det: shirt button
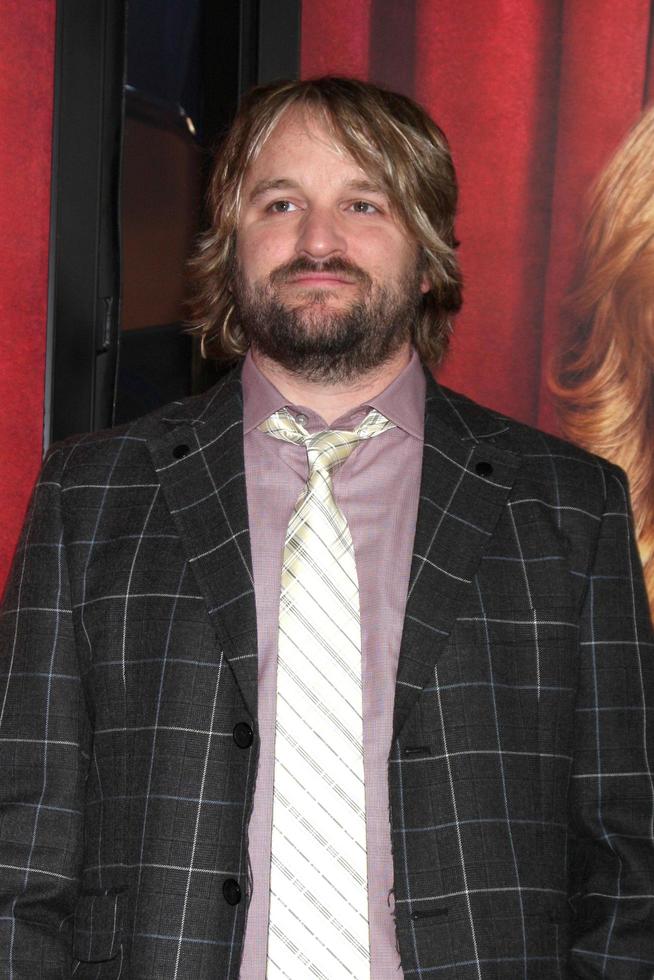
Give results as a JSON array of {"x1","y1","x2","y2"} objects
[{"x1": 295, "y1": 413, "x2": 308, "y2": 426}]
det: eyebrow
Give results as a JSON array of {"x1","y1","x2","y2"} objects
[
  {"x1": 247, "y1": 177, "x2": 387, "y2": 203},
  {"x1": 248, "y1": 178, "x2": 301, "y2": 203},
  {"x1": 342, "y1": 179, "x2": 386, "y2": 195}
]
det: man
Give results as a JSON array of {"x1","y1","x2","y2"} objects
[{"x1": 0, "y1": 77, "x2": 652, "y2": 979}]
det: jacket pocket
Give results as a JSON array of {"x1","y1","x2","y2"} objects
[
  {"x1": 451, "y1": 599, "x2": 578, "y2": 862},
  {"x1": 72, "y1": 889, "x2": 125, "y2": 963}
]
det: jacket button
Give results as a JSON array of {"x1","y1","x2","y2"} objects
[
  {"x1": 223, "y1": 878, "x2": 241, "y2": 905},
  {"x1": 233, "y1": 722, "x2": 254, "y2": 748},
  {"x1": 475, "y1": 460, "x2": 493, "y2": 477},
  {"x1": 172, "y1": 443, "x2": 190, "y2": 459}
]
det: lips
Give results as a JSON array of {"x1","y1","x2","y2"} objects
[
  {"x1": 287, "y1": 274, "x2": 356, "y2": 286},
  {"x1": 269, "y1": 259, "x2": 371, "y2": 290}
]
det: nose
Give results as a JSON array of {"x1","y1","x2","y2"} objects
[{"x1": 295, "y1": 206, "x2": 346, "y2": 260}]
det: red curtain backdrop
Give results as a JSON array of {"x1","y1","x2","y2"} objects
[
  {"x1": 302, "y1": 0, "x2": 654, "y2": 432},
  {"x1": 0, "y1": 1, "x2": 55, "y2": 588}
]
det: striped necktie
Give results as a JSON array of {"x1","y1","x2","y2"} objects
[{"x1": 259, "y1": 407, "x2": 395, "y2": 979}]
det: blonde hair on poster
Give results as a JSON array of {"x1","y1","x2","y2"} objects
[{"x1": 552, "y1": 104, "x2": 654, "y2": 613}]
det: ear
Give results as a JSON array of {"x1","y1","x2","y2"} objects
[{"x1": 415, "y1": 247, "x2": 431, "y2": 294}]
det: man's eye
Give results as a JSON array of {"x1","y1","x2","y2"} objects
[
  {"x1": 350, "y1": 200, "x2": 378, "y2": 214},
  {"x1": 269, "y1": 200, "x2": 298, "y2": 213}
]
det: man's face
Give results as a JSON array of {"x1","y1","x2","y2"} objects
[{"x1": 234, "y1": 108, "x2": 430, "y2": 382}]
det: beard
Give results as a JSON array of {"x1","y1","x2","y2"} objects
[{"x1": 232, "y1": 256, "x2": 423, "y2": 384}]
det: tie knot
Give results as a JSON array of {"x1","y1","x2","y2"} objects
[
  {"x1": 259, "y1": 408, "x2": 395, "y2": 477},
  {"x1": 305, "y1": 429, "x2": 360, "y2": 477}
]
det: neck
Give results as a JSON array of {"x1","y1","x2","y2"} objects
[{"x1": 251, "y1": 344, "x2": 412, "y2": 425}]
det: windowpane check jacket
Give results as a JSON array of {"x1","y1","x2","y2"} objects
[{"x1": 1, "y1": 367, "x2": 653, "y2": 978}]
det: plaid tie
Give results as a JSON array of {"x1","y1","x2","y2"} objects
[{"x1": 259, "y1": 407, "x2": 395, "y2": 979}]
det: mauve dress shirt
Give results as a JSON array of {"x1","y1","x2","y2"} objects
[{"x1": 239, "y1": 349, "x2": 425, "y2": 978}]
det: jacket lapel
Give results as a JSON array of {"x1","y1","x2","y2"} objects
[
  {"x1": 146, "y1": 371, "x2": 259, "y2": 718},
  {"x1": 393, "y1": 377, "x2": 522, "y2": 738},
  {"x1": 145, "y1": 366, "x2": 521, "y2": 734}
]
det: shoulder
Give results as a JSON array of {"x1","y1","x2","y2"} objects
[
  {"x1": 43, "y1": 368, "x2": 243, "y2": 486},
  {"x1": 431, "y1": 380, "x2": 625, "y2": 508}
]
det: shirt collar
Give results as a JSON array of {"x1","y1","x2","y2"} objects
[
  {"x1": 242, "y1": 352, "x2": 294, "y2": 434},
  {"x1": 367, "y1": 348, "x2": 425, "y2": 439},
  {"x1": 242, "y1": 348, "x2": 426, "y2": 439}
]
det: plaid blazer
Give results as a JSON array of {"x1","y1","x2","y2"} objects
[{"x1": 1, "y1": 367, "x2": 653, "y2": 979}]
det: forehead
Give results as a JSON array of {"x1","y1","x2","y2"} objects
[{"x1": 242, "y1": 107, "x2": 373, "y2": 189}]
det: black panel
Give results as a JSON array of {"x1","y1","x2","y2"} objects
[
  {"x1": 46, "y1": 0, "x2": 126, "y2": 445},
  {"x1": 258, "y1": 0, "x2": 301, "y2": 86},
  {"x1": 114, "y1": 323, "x2": 192, "y2": 425},
  {"x1": 201, "y1": 0, "x2": 301, "y2": 152}
]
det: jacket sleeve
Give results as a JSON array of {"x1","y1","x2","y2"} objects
[
  {"x1": 568, "y1": 464, "x2": 654, "y2": 978},
  {"x1": 0, "y1": 446, "x2": 90, "y2": 977}
]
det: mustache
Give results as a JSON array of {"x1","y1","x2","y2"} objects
[{"x1": 268, "y1": 257, "x2": 372, "y2": 288}]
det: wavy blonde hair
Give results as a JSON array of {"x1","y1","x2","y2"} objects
[
  {"x1": 551, "y1": 105, "x2": 654, "y2": 612},
  {"x1": 187, "y1": 76, "x2": 462, "y2": 364}
]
